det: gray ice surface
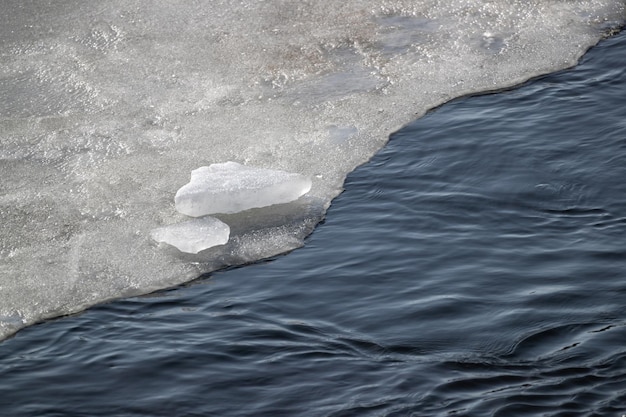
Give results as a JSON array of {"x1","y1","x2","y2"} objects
[{"x1": 0, "y1": 0, "x2": 624, "y2": 339}]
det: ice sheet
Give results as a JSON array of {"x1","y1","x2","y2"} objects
[{"x1": 0, "y1": 0, "x2": 624, "y2": 340}]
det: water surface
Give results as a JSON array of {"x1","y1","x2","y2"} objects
[{"x1": 1, "y1": 26, "x2": 625, "y2": 417}]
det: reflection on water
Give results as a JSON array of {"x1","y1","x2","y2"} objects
[{"x1": 0, "y1": 27, "x2": 625, "y2": 417}]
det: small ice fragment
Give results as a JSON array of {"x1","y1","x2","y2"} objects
[
  {"x1": 175, "y1": 161, "x2": 312, "y2": 217},
  {"x1": 151, "y1": 217, "x2": 230, "y2": 254}
]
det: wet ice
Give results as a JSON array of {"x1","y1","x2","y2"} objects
[
  {"x1": 150, "y1": 217, "x2": 230, "y2": 254},
  {"x1": 175, "y1": 162, "x2": 312, "y2": 217}
]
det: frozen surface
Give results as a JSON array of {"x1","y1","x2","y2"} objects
[
  {"x1": 175, "y1": 162, "x2": 312, "y2": 216},
  {"x1": 151, "y1": 217, "x2": 230, "y2": 254},
  {"x1": 0, "y1": 0, "x2": 624, "y2": 340}
]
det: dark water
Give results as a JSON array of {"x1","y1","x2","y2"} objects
[{"x1": 1, "y1": 31, "x2": 626, "y2": 417}]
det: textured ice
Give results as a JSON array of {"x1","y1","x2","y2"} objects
[
  {"x1": 1, "y1": 0, "x2": 624, "y2": 340},
  {"x1": 175, "y1": 162, "x2": 312, "y2": 217},
  {"x1": 151, "y1": 217, "x2": 230, "y2": 254}
]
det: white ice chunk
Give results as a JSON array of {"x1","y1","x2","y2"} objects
[
  {"x1": 151, "y1": 217, "x2": 230, "y2": 254},
  {"x1": 175, "y1": 161, "x2": 312, "y2": 217}
]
